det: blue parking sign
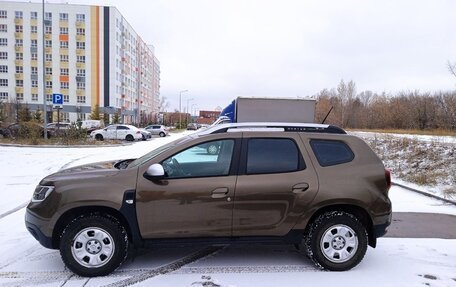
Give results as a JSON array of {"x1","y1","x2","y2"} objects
[{"x1": 53, "y1": 93, "x2": 63, "y2": 105}]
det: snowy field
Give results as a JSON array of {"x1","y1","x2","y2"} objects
[{"x1": 0, "y1": 131, "x2": 455, "y2": 287}]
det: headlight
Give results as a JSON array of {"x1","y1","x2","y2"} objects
[{"x1": 32, "y1": 186, "x2": 54, "y2": 202}]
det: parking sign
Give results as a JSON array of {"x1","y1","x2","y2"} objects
[{"x1": 53, "y1": 93, "x2": 63, "y2": 108}]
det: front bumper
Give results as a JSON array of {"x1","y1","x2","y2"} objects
[{"x1": 25, "y1": 209, "x2": 55, "y2": 249}]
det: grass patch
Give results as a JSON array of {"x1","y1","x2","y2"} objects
[{"x1": 0, "y1": 137, "x2": 123, "y2": 146}]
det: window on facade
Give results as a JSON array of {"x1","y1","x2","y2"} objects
[
  {"x1": 31, "y1": 80, "x2": 38, "y2": 87},
  {"x1": 31, "y1": 67, "x2": 38, "y2": 74},
  {"x1": 60, "y1": 41, "x2": 68, "y2": 48},
  {"x1": 31, "y1": 39, "x2": 37, "y2": 47},
  {"x1": 162, "y1": 140, "x2": 235, "y2": 179},
  {"x1": 60, "y1": 68, "x2": 69, "y2": 75},
  {"x1": 15, "y1": 11, "x2": 23, "y2": 19},
  {"x1": 31, "y1": 25, "x2": 37, "y2": 33},
  {"x1": 77, "y1": 69, "x2": 85, "y2": 77},
  {"x1": 15, "y1": 52, "x2": 23, "y2": 60},
  {"x1": 310, "y1": 140, "x2": 355, "y2": 167},
  {"x1": 0, "y1": 24, "x2": 7, "y2": 32},
  {"x1": 15, "y1": 39, "x2": 23, "y2": 46},
  {"x1": 0, "y1": 52, "x2": 7, "y2": 59},
  {"x1": 31, "y1": 53, "x2": 37, "y2": 60},
  {"x1": 16, "y1": 79, "x2": 23, "y2": 87},
  {"x1": 45, "y1": 67, "x2": 52, "y2": 75},
  {"x1": 77, "y1": 82, "x2": 85, "y2": 89},
  {"x1": 15, "y1": 66, "x2": 23, "y2": 73},
  {"x1": 0, "y1": 92, "x2": 8, "y2": 100},
  {"x1": 76, "y1": 42, "x2": 85, "y2": 49},
  {"x1": 63, "y1": 95, "x2": 69, "y2": 103},
  {"x1": 61, "y1": 82, "x2": 69, "y2": 89},
  {"x1": 59, "y1": 13, "x2": 68, "y2": 21},
  {"x1": 76, "y1": 14, "x2": 85, "y2": 22},
  {"x1": 0, "y1": 11, "x2": 7, "y2": 19},
  {"x1": 45, "y1": 81, "x2": 52, "y2": 88},
  {"x1": 31, "y1": 12, "x2": 37, "y2": 19},
  {"x1": 15, "y1": 25, "x2": 23, "y2": 33},
  {"x1": 246, "y1": 138, "x2": 302, "y2": 174},
  {"x1": 77, "y1": 96, "x2": 86, "y2": 103},
  {"x1": 45, "y1": 40, "x2": 52, "y2": 47},
  {"x1": 0, "y1": 65, "x2": 7, "y2": 73},
  {"x1": 76, "y1": 28, "x2": 85, "y2": 35},
  {"x1": 60, "y1": 54, "x2": 69, "y2": 62},
  {"x1": 45, "y1": 12, "x2": 52, "y2": 21},
  {"x1": 0, "y1": 38, "x2": 7, "y2": 46},
  {"x1": 31, "y1": 94, "x2": 38, "y2": 101},
  {"x1": 77, "y1": 55, "x2": 85, "y2": 63},
  {"x1": 16, "y1": 93, "x2": 24, "y2": 101},
  {"x1": 60, "y1": 27, "x2": 68, "y2": 35},
  {"x1": 45, "y1": 54, "x2": 52, "y2": 61},
  {"x1": 0, "y1": 79, "x2": 8, "y2": 86},
  {"x1": 46, "y1": 94, "x2": 52, "y2": 102},
  {"x1": 45, "y1": 26, "x2": 52, "y2": 34}
]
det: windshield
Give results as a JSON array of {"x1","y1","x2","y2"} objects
[{"x1": 128, "y1": 135, "x2": 194, "y2": 168}]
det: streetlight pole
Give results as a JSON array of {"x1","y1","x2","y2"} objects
[
  {"x1": 186, "y1": 98, "x2": 193, "y2": 123},
  {"x1": 42, "y1": 0, "x2": 48, "y2": 139},
  {"x1": 179, "y1": 89, "x2": 188, "y2": 128}
]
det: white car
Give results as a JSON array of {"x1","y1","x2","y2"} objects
[
  {"x1": 90, "y1": 124, "x2": 142, "y2": 141},
  {"x1": 144, "y1": 125, "x2": 169, "y2": 137}
]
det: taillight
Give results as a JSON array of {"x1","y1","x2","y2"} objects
[{"x1": 385, "y1": 169, "x2": 391, "y2": 191}]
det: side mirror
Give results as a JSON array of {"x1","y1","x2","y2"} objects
[{"x1": 143, "y1": 163, "x2": 165, "y2": 181}]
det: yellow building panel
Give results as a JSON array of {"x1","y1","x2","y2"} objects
[
  {"x1": 15, "y1": 73, "x2": 23, "y2": 80},
  {"x1": 14, "y1": 18, "x2": 23, "y2": 25},
  {"x1": 14, "y1": 32, "x2": 23, "y2": 38},
  {"x1": 15, "y1": 60, "x2": 23, "y2": 66},
  {"x1": 90, "y1": 6, "x2": 100, "y2": 108}
]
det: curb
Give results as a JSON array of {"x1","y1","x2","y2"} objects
[{"x1": 392, "y1": 182, "x2": 456, "y2": 205}]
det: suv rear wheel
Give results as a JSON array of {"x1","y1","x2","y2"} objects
[
  {"x1": 303, "y1": 211, "x2": 367, "y2": 271},
  {"x1": 59, "y1": 214, "x2": 129, "y2": 277},
  {"x1": 159, "y1": 132, "x2": 166, "y2": 137}
]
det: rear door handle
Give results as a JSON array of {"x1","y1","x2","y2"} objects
[
  {"x1": 211, "y1": 187, "x2": 229, "y2": 198},
  {"x1": 292, "y1": 183, "x2": 309, "y2": 193}
]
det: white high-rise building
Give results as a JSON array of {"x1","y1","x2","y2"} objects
[{"x1": 0, "y1": 1, "x2": 160, "y2": 123}]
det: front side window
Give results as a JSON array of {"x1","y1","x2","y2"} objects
[
  {"x1": 310, "y1": 140, "x2": 354, "y2": 167},
  {"x1": 246, "y1": 138, "x2": 302, "y2": 174},
  {"x1": 162, "y1": 139, "x2": 234, "y2": 179}
]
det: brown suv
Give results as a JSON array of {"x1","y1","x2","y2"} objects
[{"x1": 25, "y1": 123, "x2": 392, "y2": 277}]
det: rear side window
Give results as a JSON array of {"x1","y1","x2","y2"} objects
[
  {"x1": 310, "y1": 140, "x2": 354, "y2": 167},
  {"x1": 246, "y1": 138, "x2": 302, "y2": 174}
]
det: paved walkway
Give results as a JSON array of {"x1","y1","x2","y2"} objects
[{"x1": 386, "y1": 212, "x2": 456, "y2": 239}]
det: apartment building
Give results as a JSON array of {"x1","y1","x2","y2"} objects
[{"x1": 0, "y1": 1, "x2": 160, "y2": 123}]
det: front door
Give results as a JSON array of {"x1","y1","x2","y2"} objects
[{"x1": 136, "y1": 138, "x2": 240, "y2": 239}]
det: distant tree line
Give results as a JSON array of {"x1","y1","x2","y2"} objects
[{"x1": 315, "y1": 80, "x2": 456, "y2": 130}]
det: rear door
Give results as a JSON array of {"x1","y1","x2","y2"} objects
[
  {"x1": 232, "y1": 132, "x2": 319, "y2": 236},
  {"x1": 116, "y1": 125, "x2": 129, "y2": 139}
]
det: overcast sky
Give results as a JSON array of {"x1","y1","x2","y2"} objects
[{"x1": 7, "y1": 0, "x2": 456, "y2": 111}]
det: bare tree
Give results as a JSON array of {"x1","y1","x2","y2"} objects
[{"x1": 448, "y1": 61, "x2": 456, "y2": 79}]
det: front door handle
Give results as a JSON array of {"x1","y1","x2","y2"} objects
[
  {"x1": 211, "y1": 187, "x2": 229, "y2": 199},
  {"x1": 292, "y1": 183, "x2": 309, "y2": 193}
]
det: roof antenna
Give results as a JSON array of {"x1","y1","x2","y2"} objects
[{"x1": 321, "y1": 106, "x2": 333, "y2": 124}]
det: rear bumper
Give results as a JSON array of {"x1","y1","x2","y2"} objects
[{"x1": 373, "y1": 211, "x2": 392, "y2": 238}]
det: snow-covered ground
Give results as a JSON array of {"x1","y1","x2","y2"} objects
[{"x1": 0, "y1": 131, "x2": 455, "y2": 287}]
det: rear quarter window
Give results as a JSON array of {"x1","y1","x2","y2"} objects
[{"x1": 310, "y1": 140, "x2": 354, "y2": 167}]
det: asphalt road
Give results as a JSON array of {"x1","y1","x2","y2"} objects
[{"x1": 386, "y1": 212, "x2": 456, "y2": 239}]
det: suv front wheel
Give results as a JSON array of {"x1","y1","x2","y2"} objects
[
  {"x1": 59, "y1": 214, "x2": 129, "y2": 277},
  {"x1": 303, "y1": 211, "x2": 368, "y2": 271}
]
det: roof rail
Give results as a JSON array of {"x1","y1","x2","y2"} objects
[{"x1": 196, "y1": 122, "x2": 346, "y2": 135}]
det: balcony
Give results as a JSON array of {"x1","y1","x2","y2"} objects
[
  {"x1": 30, "y1": 19, "x2": 38, "y2": 26},
  {"x1": 76, "y1": 62, "x2": 85, "y2": 69},
  {"x1": 45, "y1": 34, "x2": 52, "y2": 40},
  {"x1": 15, "y1": 87, "x2": 24, "y2": 93},
  {"x1": 45, "y1": 75, "x2": 52, "y2": 81},
  {"x1": 59, "y1": 20, "x2": 68, "y2": 27},
  {"x1": 76, "y1": 89, "x2": 84, "y2": 96},
  {"x1": 76, "y1": 21, "x2": 85, "y2": 27},
  {"x1": 60, "y1": 62, "x2": 69, "y2": 69},
  {"x1": 14, "y1": 18, "x2": 23, "y2": 24},
  {"x1": 15, "y1": 73, "x2": 23, "y2": 80},
  {"x1": 31, "y1": 87, "x2": 38, "y2": 93},
  {"x1": 76, "y1": 76, "x2": 85, "y2": 82},
  {"x1": 15, "y1": 60, "x2": 23, "y2": 65},
  {"x1": 14, "y1": 32, "x2": 23, "y2": 38},
  {"x1": 45, "y1": 47, "x2": 52, "y2": 53},
  {"x1": 31, "y1": 60, "x2": 38, "y2": 66},
  {"x1": 76, "y1": 49, "x2": 85, "y2": 56},
  {"x1": 30, "y1": 33, "x2": 37, "y2": 40},
  {"x1": 30, "y1": 47, "x2": 38, "y2": 53},
  {"x1": 76, "y1": 35, "x2": 85, "y2": 41},
  {"x1": 59, "y1": 48, "x2": 69, "y2": 55},
  {"x1": 31, "y1": 74, "x2": 38, "y2": 81},
  {"x1": 46, "y1": 88, "x2": 52, "y2": 94},
  {"x1": 45, "y1": 61, "x2": 52, "y2": 67}
]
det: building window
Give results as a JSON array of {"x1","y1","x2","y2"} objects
[
  {"x1": 45, "y1": 12, "x2": 52, "y2": 21},
  {"x1": 0, "y1": 11, "x2": 7, "y2": 19},
  {"x1": 0, "y1": 52, "x2": 7, "y2": 59},
  {"x1": 16, "y1": 93, "x2": 24, "y2": 101},
  {"x1": 16, "y1": 79, "x2": 24, "y2": 87},
  {"x1": 31, "y1": 53, "x2": 37, "y2": 60},
  {"x1": 60, "y1": 41, "x2": 68, "y2": 48},
  {"x1": 31, "y1": 39, "x2": 38, "y2": 47},
  {"x1": 77, "y1": 69, "x2": 85, "y2": 77},
  {"x1": 76, "y1": 14, "x2": 85, "y2": 22},
  {"x1": 45, "y1": 40, "x2": 52, "y2": 47},
  {"x1": 15, "y1": 39, "x2": 23, "y2": 46},
  {"x1": 77, "y1": 96, "x2": 86, "y2": 103},
  {"x1": 31, "y1": 67, "x2": 38, "y2": 74},
  {"x1": 77, "y1": 82, "x2": 85, "y2": 90},
  {"x1": 77, "y1": 55, "x2": 85, "y2": 63},
  {"x1": 45, "y1": 26, "x2": 52, "y2": 34},
  {"x1": 59, "y1": 13, "x2": 68, "y2": 21},
  {"x1": 0, "y1": 38, "x2": 7, "y2": 46},
  {"x1": 31, "y1": 25, "x2": 37, "y2": 33},
  {"x1": 60, "y1": 54, "x2": 69, "y2": 62},
  {"x1": 0, "y1": 65, "x2": 7, "y2": 73},
  {"x1": 45, "y1": 67, "x2": 52, "y2": 75},
  {"x1": 60, "y1": 68, "x2": 69, "y2": 75},
  {"x1": 0, "y1": 24, "x2": 7, "y2": 32},
  {"x1": 61, "y1": 112, "x2": 69, "y2": 122},
  {"x1": 15, "y1": 66, "x2": 23, "y2": 73},
  {"x1": 15, "y1": 25, "x2": 23, "y2": 33},
  {"x1": 15, "y1": 11, "x2": 23, "y2": 19},
  {"x1": 61, "y1": 82, "x2": 69, "y2": 89},
  {"x1": 15, "y1": 52, "x2": 23, "y2": 60},
  {"x1": 76, "y1": 42, "x2": 85, "y2": 50},
  {"x1": 0, "y1": 79, "x2": 8, "y2": 86},
  {"x1": 31, "y1": 80, "x2": 38, "y2": 87},
  {"x1": 31, "y1": 12, "x2": 38, "y2": 20},
  {"x1": 63, "y1": 94, "x2": 69, "y2": 103},
  {"x1": 32, "y1": 94, "x2": 38, "y2": 101},
  {"x1": 76, "y1": 28, "x2": 85, "y2": 35},
  {"x1": 46, "y1": 94, "x2": 52, "y2": 102},
  {"x1": 45, "y1": 54, "x2": 52, "y2": 62},
  {"x1": 0, "y1": 92, "x2": 9, "y2": 100},
  {"x1": 46, "y1": 81, "x2": 52, "y2": 88},
  {"x1": 60, "y1": 27, "x2": 68, "y2": 35}
]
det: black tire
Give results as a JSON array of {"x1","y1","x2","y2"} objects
[
  {"x1": 126, "y1": 134, "x2": 134, "y2": 141},
  {"x1": 302, "y1": 211, "x2": 368, "y2": 271},
  {"x1": 95, "y1": 134, "x2": 103, "y2": 141},
  {"x1": 206, "y1": 144, "x2": 219, "y2": 155},
  {"x1": 159, "y1": 132, "x2": 165, "y2": 137},
  {"x1": 59, "y1": 214, "x2": 129, "y2": 277}
]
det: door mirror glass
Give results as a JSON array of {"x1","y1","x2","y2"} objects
[{"x1": 144, "y1": 163, "x2": 165, "y2": 180}]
